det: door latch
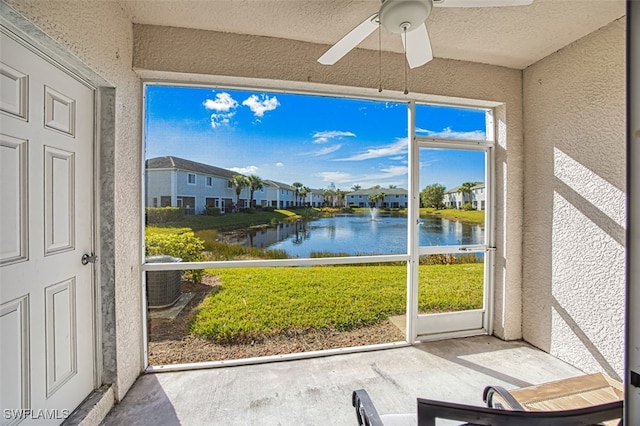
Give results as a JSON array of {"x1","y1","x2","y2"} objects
[{"x1": 81, "y1": 253, "x2": 98, "y2": 265}]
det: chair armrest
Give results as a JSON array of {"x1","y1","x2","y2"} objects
[
  {"x1": 417, "y1": 398, "x2": 623, "y2": 426},
  {"x1": 482, "y1": 385, "x2": 525, "y2": 410},
  {"x1": 352, "y1": 389, "x2": 385, "y2": 426}
]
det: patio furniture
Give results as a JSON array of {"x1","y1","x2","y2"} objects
[{"x1": 352, "y1": 373, "x2": 623, "y2": 426}]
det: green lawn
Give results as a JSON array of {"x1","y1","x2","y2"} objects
[
  {"x1": 421, "y1": 208, "x2": 485, "y2": 224},
  {"x1": 149, "y1": 208, "x2": 318, "y2": 231},
  {"x1": 191, "y1": 263, "x2": 483, "y2": 342}
]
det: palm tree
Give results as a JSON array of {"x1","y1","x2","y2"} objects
[
  {"x1": 459, "y1": 182, "x2": 476, "y2": 207},
  {"x1": 292, "y1": 181, "x2": 303, "y2": 207},
  {"x1": 335, "y1": 189, "x2": 346, "y2": 207},
  {"x1": 368, "y1": 192, "x2": 385, "y2": 208},
  {"x1": 230, "y1": 174, "x2": 249, "y2": 211},
  {"x1": 247, "y1": 174, "x2": 263, "y2": 208},
  {"x1": 323, "y1": 188, "x2": 334, "y2": 207},
  {"x1": 298, "y1": 186, "x2": 309, "y2": 207},
  {"x1": 351, "y1": 184, "x2": 361, "y2": 191}
]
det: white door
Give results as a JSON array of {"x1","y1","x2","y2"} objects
[{"x1": 0, "y1": 31, "x2": 95, "y2": 425}]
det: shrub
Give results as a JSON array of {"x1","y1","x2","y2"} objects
[
  {"x1": 146, "y1": 207, "x2": 184, "y2": 224},
  {"x1": 145, "y1": 228, "x2": 205, "y2": 282},
  {"x1": 205, "y1": 206, "x2": 221, "y2": 216},
  {"x1": 461, "y1": 202, "x2": 474, "y2": 211}
]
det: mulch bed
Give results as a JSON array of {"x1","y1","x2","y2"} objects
[{"x1": 147, "y1": 276, "x2": 405, "y2": 365}]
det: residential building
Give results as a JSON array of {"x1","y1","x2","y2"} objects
[
  {"x1": 146, "y1": 156, "x2": 249, "y2": 214},
  {"x1": 262, "y1": 179, "x2": 297, "y2": 209},
  {"x1": 444, "y1": 183, "x2": 485, "y2": 210},
  {"x1": 346, "y1": 187, "x2": 409, "y2": 208}
]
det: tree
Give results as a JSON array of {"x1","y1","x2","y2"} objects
[
  {"x1": 292, "y1": 181, "x2": 303, "y2": 207},
  {"x1": 247, "y1": 174, "x2": 263, "y2": 208},
  {"x1": 459, "y1": 182, "x2": 476, "y2": 207},
  {"x1": 421, "y1": 183, "x2": 446, "y2": 209},
  {"x1": 230, "y1": 174, "x2": 249, "y2": 211},
  {"x1": 351, "y1": 184, "x2": 361, "y2": 191},
  {"x1": 388, "y1": 184, "x2": 397, "y2": 189},
  {"x1": 335, "y1": 189, "x2": 346, "y2": 207},
  {"x1": 368, "y1": 191, "x2": 386, "y2": 208},
  {"x1": 299, "y1": 186, "x2": 310, "y2": 207},
  {"x1": 323, "y1": 183, "x2": 337, "y2": 207}
]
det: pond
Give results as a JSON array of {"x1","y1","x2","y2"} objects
[{"x1": 221, "y1": 211, "x2": 484, "y2": 258}]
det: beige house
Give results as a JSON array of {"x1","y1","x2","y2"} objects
[{"x1": 0, "y1": 1, "x2": 637, "y2": 424}]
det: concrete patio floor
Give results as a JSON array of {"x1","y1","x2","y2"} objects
[{"x1": 102, "y1": 336, "x2": 585, "y2": 425}]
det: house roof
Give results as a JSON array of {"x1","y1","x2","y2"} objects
[
  {"x1": 263, "y1": 179, "x2": 295, "y2": 191},
  {"x1": 347, "y1": 187, "x2": 408, "y2": 196},
  {"x1": 146, "y1": 156, "x2": 240, "y2": 179},
  {"x1": 445, "y1": 182, "x2": 484, "y2": 194}
]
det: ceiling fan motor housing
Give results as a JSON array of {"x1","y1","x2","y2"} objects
[{"x1": 379, "y1": 0, "x2": 433, "y2": 34}]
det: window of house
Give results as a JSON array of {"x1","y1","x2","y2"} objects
[
  {"x1": 206, "y1": 176, "x2": 213, "y2": 186},
  {"x1": 143, "y1": 84, "x2": 494, "y2": 366},
  {"x1": 188, "y1": 173, "x2": 196, "y2": 185}
]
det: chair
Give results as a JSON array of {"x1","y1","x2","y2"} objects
[{"x1": 352, "y1": 373, "x2": 623, "y2": 426}]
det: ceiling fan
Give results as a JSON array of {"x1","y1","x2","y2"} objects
[{"x1": 318, "y1": 0, "x2": 534, "y2": 69}]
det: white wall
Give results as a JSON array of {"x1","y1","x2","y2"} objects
[
  {"x1": 3, "y1": 0, "x2": 144, "y2": 400},
  {"x1": 522, "y1": 18, "x2": 626, "y2": 379}
]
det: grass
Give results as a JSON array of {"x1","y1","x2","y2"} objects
[
  {"x1": 191, "y1": 263, "x2": 483, "y2": 342},
  {"x1": 149, "y1": 208, "x2": 320, "y2": 232},
  {"x1": 421, "y1": 208, "x2": 485, "y2": 224}
]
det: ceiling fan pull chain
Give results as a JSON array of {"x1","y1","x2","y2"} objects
[
  {"x1": 403, "y1": 26, "x2": 409, "y2": 95},
  {"x1": 378, "y1": 20, "x2": 383, "y2": 93}
]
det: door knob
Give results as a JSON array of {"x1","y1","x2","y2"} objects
[{"x1": 81, "y1": 253, "x2": 98, "y2": 265}]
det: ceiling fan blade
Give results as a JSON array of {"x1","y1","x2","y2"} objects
[
  {"x1": 434, "y1": 0, "x2": 533, "y2": 7},
  {"x1": 402, "y1": 23, "x2": 433, "y2": 69},
  {"x1": 318, "y1": 14, "x2": 379, "y2": 65}
]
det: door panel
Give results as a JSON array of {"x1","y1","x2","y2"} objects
[
  {"x1": 413, "y1": 144, "x2": 490, "y2": 338},
  {"x1": 0, "y1": 31, "x2": 94, "y2": 425}
]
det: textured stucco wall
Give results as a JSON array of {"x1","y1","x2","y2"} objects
[
  {"x1": 522, "y1": 18, "x2": 626, "y2": 378},
  {"x1": 133, "y1": 25, "x2": 525, "y2": 339},
  {"x1": 3, "y1": 0, "x2": 143, "y2": 400}
]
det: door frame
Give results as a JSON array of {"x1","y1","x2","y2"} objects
[
  {"x1": 406, "y1": 100, "x2": 496, "y2": 343},
  {"x1": 1, "y1": 3, "x2": 117, "y2": 403}
]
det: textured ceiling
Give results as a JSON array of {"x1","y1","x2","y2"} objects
[{"x1": 119, "y1": 0, "x2": 625, "y2": 69}]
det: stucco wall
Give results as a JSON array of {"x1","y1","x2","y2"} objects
[
  {"x1": 3, "y1": 0, "x2": 143, "y2": 400},
  {"x1": 522, "y1": 18, "x2": 626, "y2": 378},
  {"x1": 133, "y1": 24, "x2": 525, "y2": 339}
]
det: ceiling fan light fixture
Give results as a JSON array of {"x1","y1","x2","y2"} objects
[{"x1": 379, "y1": 0, "x2": 433, "y2": 34}]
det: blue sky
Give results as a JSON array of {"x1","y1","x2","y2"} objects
[{"x1": 145, "y1": 85, "x2": 487, "y2": 191}]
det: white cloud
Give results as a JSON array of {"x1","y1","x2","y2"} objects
[
  {"x1": 242, "y1": 94, "x2": 280, "y2": 117},
  {"x1": 312, "y1": 130, "x2": 355, "y2": 144},
  {"x1": 276, "y1": 162, "x2": 284, "y2": 167},
  {"x1": 203, "y1": 92, "x2": 238, "y2": 111},
  {"x1": 305, "y1": 144, "x2": 342, "y2": 157},
  {"x1": 230, "y1": 165, "x2": 259, "y2": 174},
  {"x1": 203, "y1": 92, "x2": 239, "y2": 128},
  {"x1": 416, "y1": 127, "x2": 486, "y2": 141},
  {"x1": 318, "y1": 165, "x2": 408, "y2": 188},
  {"x1": 377, "y1": 165, "x2": 408, "y2": 177},
  {"x1": 334, "y1": 138, "x2": 407, "y2": 161},
  {"x1": 318, "y1": 171, "x2": 353, "y2": 183}
]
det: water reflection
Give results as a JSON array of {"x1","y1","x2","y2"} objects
[{"x1": 221, "y1": 213, "x2": 484, "y2": 258}]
